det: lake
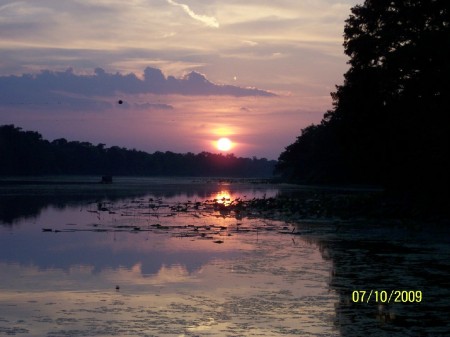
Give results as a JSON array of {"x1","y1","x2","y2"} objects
[{"x1": 0, "y1": 177, "x2": 449, "y2": 336}]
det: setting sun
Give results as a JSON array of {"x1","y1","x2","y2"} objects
[{"x1": 217, "y1": 137, "x2": 232, "y2": 151}]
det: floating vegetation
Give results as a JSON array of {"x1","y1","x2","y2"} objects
[
  {"x1": 4, "y1": 183, "x2": 450, "y2": 337},
  {"x1": 37, "y1": 195, "x2": 311, "y2": 244}
]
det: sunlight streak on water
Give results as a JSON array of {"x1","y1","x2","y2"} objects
[{"x1": 0, "y1": 180, "x2": 339, "y2": 336}]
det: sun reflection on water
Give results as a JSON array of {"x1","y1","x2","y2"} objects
[
  {"x1": 212, "y1": 190, "x2": 232, "y2": 205},
  {"x1": 0, "y1": 181, "x2": 340, "y2": 336}
]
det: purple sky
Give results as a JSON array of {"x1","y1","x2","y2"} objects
[{"x1": 0, "y1": 0, "x2": 360, "y2": 159}]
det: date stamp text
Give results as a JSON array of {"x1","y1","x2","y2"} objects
[{"x1": 351, "y1": 290, "x2": 422, "y2": 303}]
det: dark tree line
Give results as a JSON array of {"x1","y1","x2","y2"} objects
[
  {"x1": 0, "y1": 125, "x2": 276, "y2": 177},
  {"x1": 276, "y1": 0, "x2": 450, "y2": 194}
]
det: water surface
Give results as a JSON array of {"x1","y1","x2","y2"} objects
[
  {"x1": 0, "y1": 178, "x2": 338, "y2": 336},
  {"x1": 1, "y1": 177, "x2": 449, "y2": 336}
]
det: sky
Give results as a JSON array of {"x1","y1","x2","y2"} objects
[{"x1": 0, "y1": 0, "x2": 360, "y2": 160}]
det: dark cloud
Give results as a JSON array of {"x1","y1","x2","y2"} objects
[
  {"x1": 133, "y1": 66, "x2": 275, "y2": 96},
  {"x1": 0, "y1": 67, "x2": 275, "y2": 109}
]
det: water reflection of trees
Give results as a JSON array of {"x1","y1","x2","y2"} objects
[
  {"x1": 0, "y1": 183, "x2": 275, "y2": 225},
  {"x1": 303, "y1": 223, "x2": 450, "y2": 337},
  {"x1": 3, "y1": 184, "x2": 448, "y2": 336}
]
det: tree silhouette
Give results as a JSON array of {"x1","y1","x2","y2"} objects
[
  {"x1": 277, "y1": 0, "x2": 450, "y2": 193},
  {"x1": 0, "y1": 125, "x2": 276, "y2": 177}
]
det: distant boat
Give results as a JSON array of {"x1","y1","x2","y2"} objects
[{"x1": 100, "y1": 175, "x2": 113, "y2": 184}]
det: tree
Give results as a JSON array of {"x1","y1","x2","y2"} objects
[
  {"x1": 277, "y1": 0, "x2": 450, "y2": 192},
  {"x1": 0, "y1": 124, "x2": 277, "y2": 177}
]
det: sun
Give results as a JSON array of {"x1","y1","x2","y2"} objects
[{"x1": 217, "y1": 137, "x2": 232, "y2": 151}]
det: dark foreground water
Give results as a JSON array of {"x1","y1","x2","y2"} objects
[{"x1": 0, "y1": 177, "x2": 449, "y2": 336}]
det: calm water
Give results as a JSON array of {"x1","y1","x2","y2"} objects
[{"x1": 0, "y1": 177, "x2": 449, "y2": 336}]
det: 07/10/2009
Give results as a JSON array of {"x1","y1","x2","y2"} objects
[{"x1": 351, "y1": 290, "x2": 422, "y2": 303}]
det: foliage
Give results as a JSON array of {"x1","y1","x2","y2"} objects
[
  {"x1": 0, "y1": 125, "x2": 276, "y2": 177},
  {"x1": 276, "y1": 0, "x2": 450, "y2": 192}
]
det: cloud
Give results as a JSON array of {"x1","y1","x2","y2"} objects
[
  {"x1": 133, "y1": 102, "x2": 174, "y2": 110},
  {"x1": 0, "y1": 0, "x2": 356, "y2": 99},
  {"x1": 0, "y1": 66, "x2": 275, "y2": 110},
  {"x1": 242, "y1": 40, "x2": 258, "y2": 47},
  {"x1": 167, "y1": 0, "x2": 219, "y2": 28}
]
